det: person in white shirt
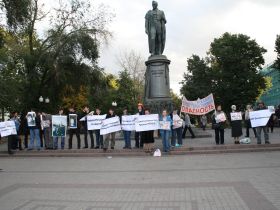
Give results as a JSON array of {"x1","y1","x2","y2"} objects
[{"x1": 171, "y1": 109, "x2": 183, "y2": 146}]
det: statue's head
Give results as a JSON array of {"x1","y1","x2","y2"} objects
[{"x1": 152, "y1": 1, "x2": 158, "y2": 9}]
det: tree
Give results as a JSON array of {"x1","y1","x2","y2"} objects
[
  {"x1": 180, "y1": 55, "x2": 212, "y2": 100},
  {"x1": 275, "y1": 35, "x2": 280, "y2": 68},
  {"x1": 0, "y1": 0, "x2": 113, "y2": 112},
  {"x1": 117, "y1": 49, "x2": 146, "y2": 104},
  {"x1": 209, "y1": 33, "x2": 267, "y2": 111}
]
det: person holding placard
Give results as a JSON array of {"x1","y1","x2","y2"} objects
[
  {"x1": 53, "y1": 108, "x2": 66, "y2": 150},
  {"x1": 230, "y1": 105, "x2": 243, "y2": 144},
  {"x1": 244, "y1": 105, "x2": 257, "y2": 138},
  {"x1": 68, "y1": 107, "x2": 81, "y2": 149},
  {"x1": 103, "y1": 108, "x2": 116, "y2": 151},
  {"x1": 7, "y1": 112, "x2": 21, "y2": 154},
  {"x1": 27, "y1": 110, "x2": 42, "y2": 150},
  {"x1": 135, "y1": 103, "x2": 144, "y2": 148},
  {"x1": 255, "y1": 102, "x2": 270, "y2": 144},
  {"x1": 159, "y1": 109, "x2": 173, "y2": 153},
  {"x1": 211, "y1": 105, "x2": 227, "y2": 145},
  {"x1": 141, "y1": 108, "x2": 155, "y2": 153},
  {"x1": 82, "y1": 105, "x2": 94, "y2": 149},
  {"x1": 94, "y1": 108, "x2": 104, "y2": 149},
  {"x1": 122, "y1": 108, "x2": 132, "y2": 149},
  {"x1": 171, "y1": 109, "x2": 183, "y2": 147}
]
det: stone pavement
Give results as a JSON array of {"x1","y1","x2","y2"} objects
[{"x1": 0, "y1": 151, "x2": 280, "y2": 209}]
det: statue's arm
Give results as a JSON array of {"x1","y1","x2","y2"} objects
[
  {"x1": 145, "y1": 12, "x2": 149, "y2": 34},
  {"x1": 162, "y1": 11, "x2": 167, "y2": 24}
]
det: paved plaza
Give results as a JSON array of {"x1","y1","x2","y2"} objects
[{"x1": 0, "y1": 150, "x2": 280, "y2": 209}]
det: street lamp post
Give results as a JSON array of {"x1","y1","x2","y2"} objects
[{"x1": 39, "y1": 96, "x2": 50, "y2": 112}]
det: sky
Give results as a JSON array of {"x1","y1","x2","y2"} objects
[{"x1": 39, "y1": 0, "x2": 280, "y2": 95}]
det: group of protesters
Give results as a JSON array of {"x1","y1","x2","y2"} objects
[
  {"x1": 211, "y1": 101, "x2": 280, "y2": 145},
  {"x1": 4, "y1": 103, "x2": 190, "y2": 154},
  {"x1": 3, "y1": 101, "x2": 280, "y2": 155}
]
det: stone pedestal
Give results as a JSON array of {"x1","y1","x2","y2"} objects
[{"x1": 144, "y1": 55, "x2": 173, "y2": 114}]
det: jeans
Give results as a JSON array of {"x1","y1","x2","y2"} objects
[
  {"x1": 123, "y1": 131, "x2": 131, "y2": 148},
  {"x1": 161, "y1": 130, "x2": 170, "y2": 152},
  {"x1": 215, "y1": 128, "x2": 224, "y2": 144},
  {"x1": 171, "y1": 127, "x2": 183, "y2": 146},
  {"x1": 256, "y1": 126, "x2": 269, "y2": 143},
  {"x1": 29, "y1": 129, "x2": 41, "y2": 149},
  {"x1": 95, "y1": 130, "x2": 103, "y2": 148},
  {"x1": 53, "y1": 137, "x2": 65, "y2": 149}
]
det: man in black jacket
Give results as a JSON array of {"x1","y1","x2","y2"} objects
[
  {"x1": 135, "y1": 103, "x2": 144, "y2": 148},
  {"x1": 68, "y1": 107, "x2": 81, "y2": 149}
]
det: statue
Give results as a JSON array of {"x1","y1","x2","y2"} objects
[{"x1": 145, "y1": 1, "x2": 166, "y2": 56}]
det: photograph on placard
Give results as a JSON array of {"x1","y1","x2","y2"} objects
[
  {"x1": 52, "y1": 115, "x2": 67, "y2": 137},
  {"x1": 159, "y1": 121, "x2": 171, "y2": 130},
  {"x1": 69, "y1": 114, "x2": 77, "y2": 129},
  {"x1": 27, "y1": 112, "x2": 36, "y2": 127}
]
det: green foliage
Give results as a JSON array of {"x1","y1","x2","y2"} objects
[
  {"x1": 181, "y1": 33, "x2": 267, "y2": 113},
  {"x1": 180, "y1": 55, "x2": 212, "y2": 100},
  {"x1": 275, "y1": 35, "x2": 280, "y2": 68},
  {"x1": 0, "y1": 0, "x2": 113, "y2": 113}
]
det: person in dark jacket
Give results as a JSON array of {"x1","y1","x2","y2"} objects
[
  {"x1": 141, "y1": 108, "x2": 155, "y2": 153},
  {"x1": 68, "y1": 106, "x2": 81, "y2": 149},
  {"x1": 82, "y1": 105, "x2": 94, "y2": 149},
  {"x1": 255, "y1": 101, "x2": 270, "y2": 144},
  {"x1": 212, "y1": 105, "x2": 227, "y2": 145},
  {"x1": 103, "y1": 108, "x2": 116, "y2": 151},
  {"x1": 135, "y1": 103, "x2": 144, "y2": 148}
]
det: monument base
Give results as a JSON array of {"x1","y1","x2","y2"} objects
[{"x1": 144, "y1": 55, "x2": 173, "y2": 114}]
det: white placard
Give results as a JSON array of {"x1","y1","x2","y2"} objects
[
  {"x1": 159, "y1": 121, "x2": 171, "y2": 130},
  {"x1": 121, "y1": 115, "x2": 137, "y2": 131},
  {"x1": 215, "y1": 113, "x2": 226, "y2": 123},
  {"x1": 100, "y1": 116, "x2": 121, "y2": 135},
  {"x1": 27, "y1": 112, "x2": 36, "y2": 127},
  {"x1": 249, "y1": 109, "x2": 272, "y2": 128},
  {"x1": 135, "y1": 114, "x2": 159, "y2": 132},
  {"x1": 52, "y1": 115, "x2": 67, "y2": 137},
  {"x1": 230, "y1": 112, "x2": 242, "y2": 121},
  {"x1": 87, "y1": 115, "x2": 106, "y2": 130},
  {"x1": 268, "y1": 106, "x2": 275, "y2": 113},
  {"x1": 0, "y1": 121, "x2": 17, "y2": 137}
]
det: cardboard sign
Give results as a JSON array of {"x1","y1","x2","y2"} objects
[
  {"x1": 215, "y1": 113, "x2": 226, "y2": 123},
  {"x1": 181, "y1": 94, "x2": 215, "y2": 115},
  {"x1": 52, "y1": 115, "x2": 67, "y2": 137},
  {"x1": 100, "y1": 116, "x2": 121, "y2": 135},
  {"x1": 121, "y1": 115, "x2": 137, "y2": 131},
  {"x1": 27, "y1": 112, "x2": 36, "y2": 127},
  {"x1": 69, "y1": 114, "x2": 77, "y2": 129},
  {"x1": 230, "y1": 112, "x2": 242, "y2": 121},
  {"x1": 0, "y1": 121, "x2": 17, "y2": 137},
  {"x1": 159, "y1": 121, "x2": 171, "y2": 130},
  {"x1": 249, "y1": 109, "x2": 272, "y2": 128},
  {"x1": 87, "y1": 115, "x2": 107, "y2": 130},
  {"x1": 135, "y1": 114, "x2": 159, "y2": 132}
]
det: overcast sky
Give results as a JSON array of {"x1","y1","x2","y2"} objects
[{"x1": 38, "y1": 0, "x2": 280, "y2": 95}]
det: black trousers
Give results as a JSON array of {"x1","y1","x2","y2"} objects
[
  {"x1": 182, "y1": 125, "x2": 195, "y2": 138},
  {"x1": 68, "y1": 129, "x2": 81, "y2": 149},
  {"x1": 215, "y1": 128, "x2": 224, "y2": 144},
  {"x1": 246, "y1": 126, "x2": 257, "y2": 137},
  {"x1": 84, "y1": 130, "x2": 94, "y2": 148},
  {"x1": 8, "y1": 135, "x2": 18, "y2": 154},
  {"x1": 135, "y1": 132, "x2": 143, "y2": 148}
]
